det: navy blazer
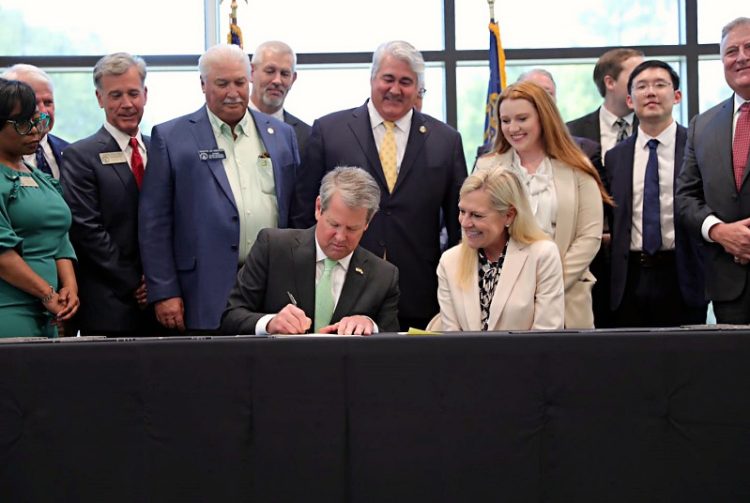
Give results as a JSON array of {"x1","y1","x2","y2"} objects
[
  {"x1": 606, "y1": 125, "x2": 706, "y2": 309},
  {"x1": 139, "y1": 106, "x2": 300, "y2": 330},
  {"x1": 283, "y1": 110, "x2": 312, "y2": 157},
  {"x1": 47, "y1": 133, "x2": 69, "y2": 168},
  {"x1": 289, "y1": 102, "x2": 467, "y2": 321},
  {"x1": 61, "y1": 127, "x2": 150, "y2": 331}
]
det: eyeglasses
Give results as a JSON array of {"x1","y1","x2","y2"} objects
[{"x1": 6, "y1": 112, "x2": 50, "y2": 136}]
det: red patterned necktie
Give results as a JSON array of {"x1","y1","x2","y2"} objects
[
  {"x1": 733, "y1": 102, "x2": 750, "y2": 190},
  {"x1": 129, "y1": 137, "x2": 145, "y2": 189}
]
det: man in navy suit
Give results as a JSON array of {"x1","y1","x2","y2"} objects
[
  {"x1": 290, "y1": 40, "x2": 467, "y2": 330},
  {"x1": 139, "y1": 44, "x2": 300, "y2": 333},
  {"x1": 2, "y1": 64, "x2": 69, "y2": 178},
  {"x1": 676, "y1": 17, "x2": 750, "y2": 323},
  {"x1": 61, "y1": 53, "x2": 158, "y2": 335},
  {"x1": 607, "y1": 60, "x2": 706, "y2": 327},
  {"x1": 249, "y1": 41, "x2": 311, "y2": 157}
]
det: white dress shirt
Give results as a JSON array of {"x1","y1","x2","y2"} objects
[
  {"x1": 368, "y1": 99, "x2": 412, "y2": 173},
  {"x1": 102, "y1": 121, "x2": 147, "y2": 170},
  {"x1": 630, "y1": 121, "x2": 677, "y2": 251},
  {"x1": 599, "y1": 105, "x2": 635, "y2": 160},
  {"x1": 22, "y1": 134, "x2": 61, "y2": 179}
]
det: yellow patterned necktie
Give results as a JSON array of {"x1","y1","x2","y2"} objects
[{"x1": 379, "y1": 120, "x2": 398, "y2": 192}]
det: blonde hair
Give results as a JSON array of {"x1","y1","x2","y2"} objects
[
  {"x1": 491, "y1": 81, "x2": 613, "y2": 205},
  {"x1": 456, "y1": 168, "x2": 549, "y2": 288}
]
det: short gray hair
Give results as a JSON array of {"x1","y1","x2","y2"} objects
[
  {"x1": 199, "y1": 44, "x2": 250, "y2": 79},
  {"x1": 251, "y1": 40, "x2": 296, "y2": 72},
  {"x1": 1, "y1": 64, "x2": 53, "y2": 88},
  {"x1": 721, "y1": 17, "x2": 750, "y2": 54},
  {"x1": 371, "y1": 40, "x2": 425, "y2": 92},
  {"x1": 93, "y1": 53, "x2": 147, "y2": 90},
  {"x1": 319, "y1": 167, "x2": 381, "y2": 222},
  {"x1": 517, "y1": 68, "x2": 556, "y2": 86}
]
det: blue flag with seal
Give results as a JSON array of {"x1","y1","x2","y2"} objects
[{"x1": 482, "y1": 17, "x2": 507, "y2": 151}]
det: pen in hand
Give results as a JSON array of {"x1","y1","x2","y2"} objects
[{"x1": 286, "y1": 291, "x2": 298, "y2": 306}]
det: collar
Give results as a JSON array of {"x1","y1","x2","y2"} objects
[
  {"x1": 314, "y1": 233, "x2": 353, "y2": 271},
  {"x1": 600, "y1": 105, "x2": 635, "y2": 128},
  {"x1": 734, "y1": 93, "x2": 750, "y2": 115},
  {"x1": 206, "y1": 106, "x2": 251, "y2": 137},
  {"x1": 103, "y1": 121, "x2": 144, "y2": 151},
  {"x1": 636, "y1": 120, "x2": 676, "y2": 151},
  {"x1": 248, "y1": 99, "x2": 285, "y2": 121},
  {"x1": 367, "y1": 99, "x2": 413, "y2": 132}
]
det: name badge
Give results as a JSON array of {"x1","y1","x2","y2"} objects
[
  {"x1": 20, "y1": 177, "x2": 39, "y2": 188},
  {"x1": 99, "y1": 152, "x2": 128, "y2": 165},
  {"x1": 198, "y1": 149, "x2": 226, "y2": 161}
]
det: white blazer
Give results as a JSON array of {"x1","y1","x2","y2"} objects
[
  {"x1": 475, "y1": 151, "x2": 603, "y2": 328},
  {"x1": 436, "y1": 238, "x2": 564, "y2": 331}
]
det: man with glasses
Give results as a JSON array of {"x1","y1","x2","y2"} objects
[
  {"x1": 607, "y1": 60, "x2": 706, "y2": 327},
  {"x1": 290, "y1": 40, "x2": 467, "y2": 331},
  {"x1": 60, "y1": 52, "x2": 158, "y2": 336},
  {"x1": 1, "y1": 64, "x2": 68, "y2": 179}
]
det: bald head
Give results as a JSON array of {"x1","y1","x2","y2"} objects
[{"x1": 517, "y1": 69, "x2": 557, "y2": 101}]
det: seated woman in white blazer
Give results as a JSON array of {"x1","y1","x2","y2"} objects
[
  {"x1": 475, "y1": 81, "x2": 611, "y2": 328},
  {"x1": 436, "y1": 168, "x2": 565, "y2": 331}
]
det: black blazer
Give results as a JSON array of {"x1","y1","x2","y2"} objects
[
  {"x1": 61, "y1": 127, "x2": 151, "y2": 332},
  {"x1": 567, "y1": 107, "x2": 639, "y2": 148},
  {"x1": 283, "y1": 110, "x2": 312, "y2": 157},
  {"x1": 676, "y1": 96, "x2": 750, "y2": 302},
  {"x1": 221, "y1": 227, "x2": 400, "y2": 334},
  {"x1": 289, "y1": 102, "x2": 467, "y2": 321},
  {"x1": 606, "y1": 125, "x2": 706, "y2": 309}
]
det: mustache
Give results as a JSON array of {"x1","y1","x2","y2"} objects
[{"x1": 222, "y1": 98, "x2": 244, "y2": 105}]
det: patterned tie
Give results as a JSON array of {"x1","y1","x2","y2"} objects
[
  {"x1": 732, "y1": 102, "x2": 750, "y2": 191},
  {"x1": 129, "y1": 137, "x2": 145, "y2": 189},
  {"x1": 615, "y1": 118, "x2": 629, "y2": 143},
  {"x1": 35, "y1": 144, "x2": 53, "y2": 176},
  {"x1": 314, "y1": 258, "x2": 337, "y2": 332},
  {"x1": 642, "y1": 139, "x2": 662, "y2": 256},
  {"x1": 379, "y1": 120, "x2": 398, "y2": 192}
]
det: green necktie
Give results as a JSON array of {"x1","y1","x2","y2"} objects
[{"x1": 314, "y1": 258, "x2": 337, "y2": 332}]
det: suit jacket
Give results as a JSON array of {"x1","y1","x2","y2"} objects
[
  {"x1": 283, "y1": 110, "x2": 312, "y2": 157},
  {"x1": 47, "y1": 133, "x2": 69, "y2": 171},
  {"x1": 436, "y1": 239, "x2": 564, "y2": 331},
  {"x1": 60, "y1": 127, "x2": 151, "y2": 332},
  {"x1": 607, "y1": 125, "x2": 707, "y2": 310},
  {"x1": 139, "y1": 106, "x2": 300, "y2": 330},
  {"x1": 289, "y1": 102, "x2": 467, "y2": 321},
  {"x1": 676, "y1": 95, "x2": 750, "y2": 302},
  {"x1": 475, "y1": 151, "x2": 603, "y2": 328},
  {"x1": 220, "y1": 227, "x2": 400, "y2": 334}
]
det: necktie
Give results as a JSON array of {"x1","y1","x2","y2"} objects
[
  {"x1": 35, "y1": 145, "x2": 53, "y2": 176},
  {"x1": 615, "y1": 118, "x2": 629, "y2": 143},
  {"x1": 642, "y1": 139, "x2": 662, "y2": 256},
  {"x1": 129, "y1": 137, "x2": 145, "y2": 189},
  {"x1": 379, "y1": 120, "x2": 398, "y2": 192},
  {"x1": 732, "y1": 102, "x2": 750, "y2": 191},
  {"x1": 314, "y1": 258, "x2": 337, "y2": 332}
]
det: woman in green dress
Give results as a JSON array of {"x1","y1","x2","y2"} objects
[{"x1": 0, "y1": 78, "x2": 79, "y2": 337}]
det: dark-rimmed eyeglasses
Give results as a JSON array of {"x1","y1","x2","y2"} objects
[{"x1": 5, "y1": 112, "x2": 50, "y2": 136}]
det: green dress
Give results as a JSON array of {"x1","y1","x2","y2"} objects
[{"x1": 0, "y1": 162, "x2": 76, "y2": 338}]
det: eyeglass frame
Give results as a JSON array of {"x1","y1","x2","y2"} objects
[{"x1": 5, "y1": 112, "x2": 51, "y2": 136}]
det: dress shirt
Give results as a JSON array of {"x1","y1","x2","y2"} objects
[
  {"x1": 22, "y1": 134, "x2": 61, "y2": 179},
  {"x1": 248, "y1": 100, "x2": 284, "y2": 122},
  {"x1": 701, "y1": 94, "x2": 750, "y2": 241},
  {"x1": 207, "y1": 108, "x2": 277, "y2": 263},
  {"x1": 255, "y1": 236, "x2": 378, "y2": 334},
  {"x1": 368, "y1": 99, "x2": 412, "y2": 173},
  {"x1": 630, "y1": 122, "x2": 677, "y2": 251},
  {"x1": 508, "y1": 150, "x2": 558, "y2": 237},
  {"x1": 102, "y1": 121, "x2": 148, "y2": 170},
  {"x1": 599, "y1": 106, "x2": 635, "y2": 159}
]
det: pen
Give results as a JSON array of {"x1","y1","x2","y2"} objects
[{"x1": 286, "y1": 291, "x2": 298, "y2": 306}]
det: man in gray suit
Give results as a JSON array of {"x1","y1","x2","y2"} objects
[
  {"x1": 61, "y1": 52, "x2": 156, "y2": 335},
  {"x1": 249, "y1": 40, "x2": 311, "y2": 156},
  {"x1": 221, "y1": 167, "x2": 400, "y2": 335},
  {"x1": 676, "y1": 17, "x2": 750, "y2": 323}
]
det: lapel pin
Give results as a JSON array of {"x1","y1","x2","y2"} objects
[
  {"x1": 267, "y1": 127, "x2": 275, "y2": 135},
  {"x1": 355, "y1": 267, "x2": 364, "y2": 275},
  {"x1": 419, "y1": 125, "x2": 427, "y2": 134}
]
